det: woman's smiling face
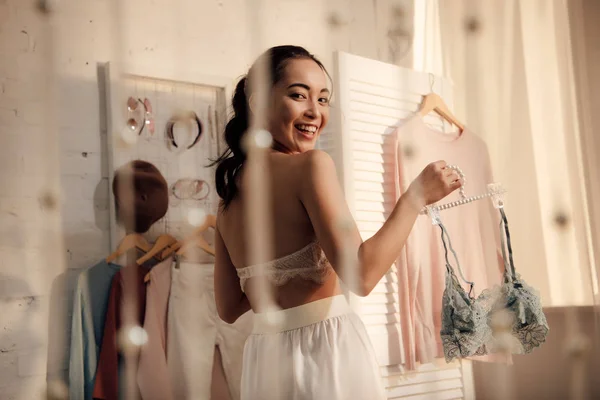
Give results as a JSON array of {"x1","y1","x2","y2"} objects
[{"x1": 266, "y1": 58, "x2": 331, "y2": 154}]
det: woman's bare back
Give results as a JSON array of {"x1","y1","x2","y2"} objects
[{"x1": 217, "y1": 151, "x2": 341, "y2": 311}]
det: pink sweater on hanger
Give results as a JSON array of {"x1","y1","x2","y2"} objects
[{"x1": 394, "y1": 114, "x2": 505, "y2": 370}]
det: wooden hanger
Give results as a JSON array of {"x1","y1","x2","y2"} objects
[
  {"x1": 419, "y1": 73, "x2": 465, "y2": 133},
  {"x1": 161, "y1": 214, "x2": 217, "y2": 259},
  {"x1": 106, "y1": 233, "x2": 152, "y2": 263},
  {"x1": 135, "y1": 234, "x2": 178, "y2": 265},
  {"x1": 176, "y1": 235, "x2": 215, "y2": 257}
]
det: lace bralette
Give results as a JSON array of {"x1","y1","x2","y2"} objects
[
  {"x1": 236, "y1": 241, "x2": 332, "y2": 292},
  {"x1": 487, "y1": 208, "x2": 549, "y2": 355},
  {"x1": 439, "y1": 222, "x2": 493, "y2": 362},
  {"x1": 438, "y1": 208, "x2": 548, "y2": 363}
]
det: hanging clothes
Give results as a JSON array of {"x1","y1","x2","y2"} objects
[
  {"x1": 69, "y1": 260, "x2": 122, "y2": 400},
  {"x1": 393, "y1": 114, "x2": 504, "y2": 370},
  {"x1": 438, "y1": 209, "x2": 549, "y2": 361},
  {"x1": 438, "y1": 220, "x2": 494, "y2": 362},
  {"x1": 167, "y1": 259, "x2": 253, "y2": 400},
  {"x1": 137, "y1": 258, "x2": 174, "y2": 400},
  {"x1": 493, "y1": 208, "x2": 549, "y2": 354},
  {"x1": 92, "y1": 261, "x2": 153, "y2": 399}
]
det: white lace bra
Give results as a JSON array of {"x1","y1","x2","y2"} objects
[{"x1": 236, "y1": 241, "x2": 332, "y2": 292}]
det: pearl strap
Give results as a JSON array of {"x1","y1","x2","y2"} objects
[{"x1": 419, "y1": 165, "x2": 506, "y2": 216}]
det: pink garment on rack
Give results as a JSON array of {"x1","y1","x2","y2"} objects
[
  {"x1": 394, "y1": 114, "x2": 505, "y2": 370},
  {"x1": 137, "y1": 258, "x2": 174, "y2": 400}
]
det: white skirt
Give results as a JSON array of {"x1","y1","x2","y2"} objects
[
  {"x1": 168, "y1": 262, "x2": 252, "y2": 400},
  {"x1": 241, "y1": 295, "x2": 386, "y2": 400}
]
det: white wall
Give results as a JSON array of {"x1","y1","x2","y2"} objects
[{"x1": 0, "y1": 0, "x2": 415, "y2": 397}]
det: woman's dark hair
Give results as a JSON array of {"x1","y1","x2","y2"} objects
[{"x1": 210, "y1": 45, "x2": 330, "y2": 210}]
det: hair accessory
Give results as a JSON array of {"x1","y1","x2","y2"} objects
[
  {"x1": 143, "y1": 98, "x2": 155, "y2": 135},
  {"x1": 166, "y1": 111, "x2": 203, "y2": 150},
  {"x1": 171, "y1": 178, "x2": 210, "y2": 200},
  {"x1": 126, "y1": 117, "x2": 140, "y2": 132},
  {"x1": 127, "y1": 97, "x2": 139, "y2": 111},
  {"x1": 125, "y1": 97, "x2": 154, "y2": 137}
]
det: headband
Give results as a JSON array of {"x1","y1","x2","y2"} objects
[{"x1": 166, "y1": 111, "x2": 203, "y2": 150}]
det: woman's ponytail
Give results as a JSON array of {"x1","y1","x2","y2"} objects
[{"x1": 212, "y1": 77, "x2": 249, "y2": 209}]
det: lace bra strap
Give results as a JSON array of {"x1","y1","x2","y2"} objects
[
  {"x1": 499, "y1": 208, "x2": 517, "y2": 280},
  {"x1": 438, "y1": 221, "x2": 475, "y2": 297},
  {"x1": 499, "y1": 214, "x2": 511, "y2": 281}
]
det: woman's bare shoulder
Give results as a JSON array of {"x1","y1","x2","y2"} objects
[
  {"x1": 292, "y1": 150, "x2": 337, "y2": 178},
  {"x1": 298, "y1": 150, "x2": 337, "y2": 185},
  {"x1": 298, "y1": 149, "x2": 334, "y2": 164},
  {"x1": 268, "y1": 150, "x2": 335, "y2": 184},
  {"x1": 275, "y1": 150, "x2": 337, "y2": 194}
]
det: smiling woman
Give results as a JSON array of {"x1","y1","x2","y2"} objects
[
  {"x1": 211, "y1": 45, "x2": 460, "y2": 400},
  {"x1": 267, "y1": 59, "x2": 332, "y2": 153},
  {"x1": 210, "y1": 46, "x2": 333, "y2": 209}
]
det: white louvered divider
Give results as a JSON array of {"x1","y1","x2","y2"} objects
[{"x1": 317, "y1": 51, "x2": 474, "y2": 400}]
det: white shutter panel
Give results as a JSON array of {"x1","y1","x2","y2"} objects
[{"x1": 318, "y1": 51, "x2": 474, "y2": 399}]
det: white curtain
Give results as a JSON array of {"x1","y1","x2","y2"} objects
[{"x1": 413, "y1": 0, "x2": 597, "y2": 307}]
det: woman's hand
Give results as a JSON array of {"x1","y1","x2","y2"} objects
[{"x1": 405, "y1": 161, "x2": 462, "y2": 209}]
